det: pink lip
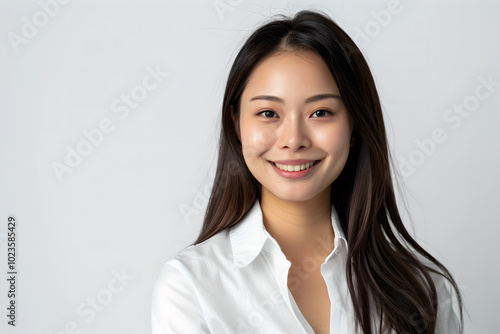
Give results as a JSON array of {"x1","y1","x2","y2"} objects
[{"x1": 268, "y1": 160, "x2": 321, "y2": 179}]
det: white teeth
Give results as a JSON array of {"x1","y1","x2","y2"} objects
[{"x1": 274, "y1": 161, "x2": 317, "y2": 172}]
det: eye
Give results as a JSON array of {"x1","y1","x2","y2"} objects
[
  {"x1": 311, "y1": 109, "x2": 333, "y2": 118},
  {"x1": 257, "y1": 110, "x2": 277, "y2": 118}
]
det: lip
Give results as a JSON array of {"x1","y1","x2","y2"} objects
[{"x1": 268, "y1": 159, "x2": 322, "y2": 179}]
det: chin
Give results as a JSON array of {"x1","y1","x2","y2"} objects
[{"x1": 268, "y1": 187, "x2": 322, "y2": 203}]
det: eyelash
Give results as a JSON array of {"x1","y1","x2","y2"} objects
[
  {"x1": 311, "y1": 109, "x2": 334, "y2": 118},
  {"x1": 257, "y1": 109, "x2": 334, "y2": 118},
  {"x1": 257, "y1": 110, "x2": 277, "y2": 118}
]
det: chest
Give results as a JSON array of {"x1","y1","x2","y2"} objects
[{"x1": 288, "y1": 264, "x2": 331, "y2": 334}]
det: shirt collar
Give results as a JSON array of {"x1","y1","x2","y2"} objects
[{"x1": 229, "y1": 200, "x2": 348, "y2": 269}]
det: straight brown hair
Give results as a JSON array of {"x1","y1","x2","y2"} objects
[{"x1": 194, "y1": 10, "x2": 463, "y2": 333}]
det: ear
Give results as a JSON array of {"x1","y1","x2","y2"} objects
[
  {"x1": 230, "y1": 105, "x2": 241, "y2": 141},
  {"x1": 350, "y1": 136, "x2": 355, "y2": 147}
]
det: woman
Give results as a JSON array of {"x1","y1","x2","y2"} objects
[{"x1": 152, "y1": 10, "x2": 463, "y2": 333}]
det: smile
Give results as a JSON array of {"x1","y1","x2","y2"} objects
[{"x1": 271, "y1": 160, "x2": 320, "y2": 172}]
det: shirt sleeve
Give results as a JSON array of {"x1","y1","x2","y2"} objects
[
  {"x1": 151, "y1": 261, "x2": 210, "y2": 333},
  {"x1": 433, "y1": 271, "x2": 462, "y2": 334}
]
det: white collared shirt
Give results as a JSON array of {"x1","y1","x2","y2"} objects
[{"x1": 152, "y1": 200, "x2": 461, "y2": 333}]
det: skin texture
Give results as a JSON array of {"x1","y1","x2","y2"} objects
[{"x1": 235, "y1": 50, "x2": 354, "y2": 333}]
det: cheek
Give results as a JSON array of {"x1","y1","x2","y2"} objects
[
  {"x1": 316, "y1": 124, "x2": 352, "y2": 155},
  {"x1": 241, "y1": 123, "x2": 275, "y2": 157}
]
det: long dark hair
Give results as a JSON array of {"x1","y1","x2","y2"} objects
[{"x1": 194, "y1": 10, "x2": 463, "y2": 333}]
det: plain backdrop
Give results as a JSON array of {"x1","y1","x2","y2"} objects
[{"x1": 1, "y1": 0, "x2": 499, "y2": 333}]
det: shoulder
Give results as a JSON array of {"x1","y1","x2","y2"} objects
[
  {"x1": 171, "y1": 228, "x2": 232, "y2": 271},
  {"x1": 156, "y1": 228, "x2": 233, "y2": 284}
]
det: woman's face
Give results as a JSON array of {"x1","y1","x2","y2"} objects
[{"x1": 237, "y1": 50, "x2": 353, "y2": 202}]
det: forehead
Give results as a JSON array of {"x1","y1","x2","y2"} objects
[{"x1": 242, "y1": 50, "x2": 340, "y2": 99}]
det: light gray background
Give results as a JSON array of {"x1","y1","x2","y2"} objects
[{"x1": 1, "y1": 0, "x2": 498, "y2": 333}]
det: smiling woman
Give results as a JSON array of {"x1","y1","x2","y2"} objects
[{"x1": 152, "y1": 10, "x2": 463, "y2": 334}]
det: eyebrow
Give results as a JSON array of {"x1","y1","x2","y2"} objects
[{"x1": 249, "y1": 93, "x2": 342, "y2": 104}]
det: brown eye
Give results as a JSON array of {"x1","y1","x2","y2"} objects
[
  {"x1": 311, "y1": 109, "x2": 333, "y2": 118},
  {"x1": 258, "y1": 110, "x2": 277, "y2": 118}
]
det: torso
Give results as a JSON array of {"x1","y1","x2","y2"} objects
[{"x1": 288, "y1": 263, "x2": 331, "y2": 334}]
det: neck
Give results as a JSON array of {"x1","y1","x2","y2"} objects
[{"x1": 260, "y1": 186, "x2": 335, "y2": 263}]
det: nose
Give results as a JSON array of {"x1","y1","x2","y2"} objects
[{"x1": 277, "y1": 115, "x2": 311, "y2": 151}]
